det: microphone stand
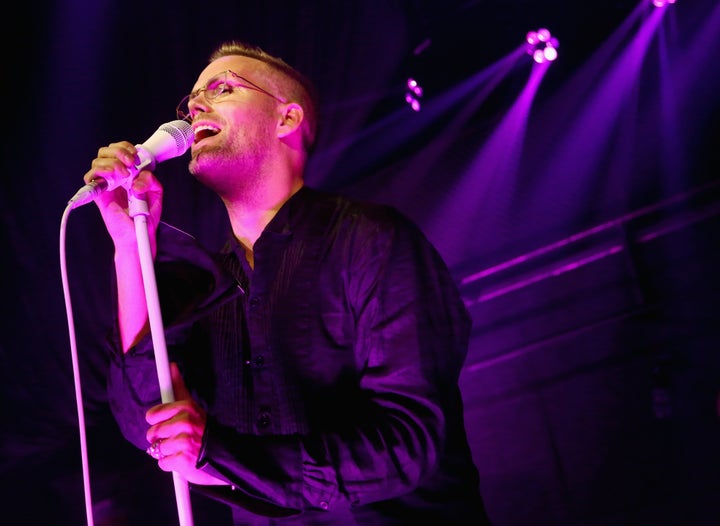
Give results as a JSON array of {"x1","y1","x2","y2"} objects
[{"x1": 128, "y1": 191, "x2": 194, "y2": 526}]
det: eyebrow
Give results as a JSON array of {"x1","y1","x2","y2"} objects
[{"x1": 190, "y1": 72, "x2": 226, "y2": 95}]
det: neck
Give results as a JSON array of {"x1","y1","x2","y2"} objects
[{"x1": 224, "y1": 176, "x2": 303, "y2": 252}]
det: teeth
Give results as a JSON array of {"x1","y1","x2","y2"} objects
[{"x1": 194, "y1": 124, "x2": 219, "y2": 133}]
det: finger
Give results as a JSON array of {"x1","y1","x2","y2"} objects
[
  {"x1": 152, "y1": 436, "x2": 203, "y2": 475},
  {"x1": 84, "y1": 159, "x2": 130, "y2": 186},
  {"x1": 131, "y1": 170, "x2": 161, "y2": 194},
  {"x1": 82, "y1": 143, "x2": 137, "y2": 186},
  {"x1": 146, "y1": 438, "x2": 166, "y2": 460},
  {"x1": 101, "y1": 142, "x2": 137, "y2": 164},
  {"x1": 146, "y1": 437, "x2": 183, "y2": 463},
  {"x1": 171, "y1": 362, "x2": 192, "y2": 401},
  {"x1": 145, "y1": 402, "x2": 179, "y2": 426},
  {"x1": 151, "y1": 434, "x2": 192, "y2": 460},
  {"x1": 145, "y1": 400, "x2": 200, "y2": 435},
  {"x1": 154, "y1": 450, "x2": 185, "y2": 473}
]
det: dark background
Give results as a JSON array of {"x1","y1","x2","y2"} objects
[{"x1": 2, "y1": 1, "x2": 719, "y2": 524}]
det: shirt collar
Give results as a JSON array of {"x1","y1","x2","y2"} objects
[{"x1": 222, "y1": 185, "x2": 312, "y2": 254}]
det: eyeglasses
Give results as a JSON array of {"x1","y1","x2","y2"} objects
[{"x1": 176, "y1": 70, "x2": 286, "y2": 121}]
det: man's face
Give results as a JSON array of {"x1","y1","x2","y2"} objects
[{"x1": 186, "y1": 55, "x2": 284, "y2": 188}]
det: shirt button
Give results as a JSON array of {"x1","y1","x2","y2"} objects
[
  {"x1": 257, "y1": 411, "x2": 271, "y2": 428},
  {"x1": 319, "y1": 501, "x2": 329, "y2": 510},
  {"x1": 253, "y1": 355, "x2": 265, "y2": 368}
]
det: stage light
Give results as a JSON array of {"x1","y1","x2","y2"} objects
[
  {"x1": 652, "y1": 0, "x2": 676, "y2": 7},
  {"x1": 526, "y1": 28, "x2": 559, "y2": 63},
  {"x1": 542, "y1": 41, "x2": 558, "y2": 62},
  {"x1": 405, "y1": 77, "x2": 423, "y2": 111}
]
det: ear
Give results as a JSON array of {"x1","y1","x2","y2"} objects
[{"x1": 276, "y1": 103, "x2": 304, "y2": 139}]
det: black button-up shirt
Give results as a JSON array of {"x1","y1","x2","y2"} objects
[{"x1": 107, "y1": 186, "x2": 491, "y2": 525}]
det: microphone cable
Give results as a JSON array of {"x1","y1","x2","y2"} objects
[{"x1": 59, "y1": 202, "x2": 95, "y2": 526}]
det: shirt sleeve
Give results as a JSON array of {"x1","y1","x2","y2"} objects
[
  {"x1": 326, "y1": 207, "x2": 472, "y2": 504},
  {"x1": 105, "y1": 222, "x2": 238, "y2": 450}
]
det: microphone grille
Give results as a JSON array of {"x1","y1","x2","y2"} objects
[{"x1": 159, "y1": 120, "x2": 195, "y2": 155}]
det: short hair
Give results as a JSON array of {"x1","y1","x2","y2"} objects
[{"x1": 209, "y1": 40, "x2": 320, "y2": 153}]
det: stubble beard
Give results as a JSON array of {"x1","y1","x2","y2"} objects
[{"x1": 188, "y1": 134, "x2": 268, "y2": 199}]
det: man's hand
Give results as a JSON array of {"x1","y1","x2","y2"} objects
[
  {"x1": 83, "y1": 141, "x2": 163, "y2": 252},
  {"x1": 145, "y1": 363, "x2": 227, "y2": 486}
]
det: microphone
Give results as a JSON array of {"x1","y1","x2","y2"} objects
[{"x1": 67, "y1": 120, "x2": 195, "y2": 209}]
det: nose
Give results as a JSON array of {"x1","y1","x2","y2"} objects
[{"x1": 187, "y1": 89, "x2": 212, "y2": 117}]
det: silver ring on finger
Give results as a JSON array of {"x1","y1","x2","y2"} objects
[{"x1": 147, "y1": 439, "x2": 165, "y2": 460}]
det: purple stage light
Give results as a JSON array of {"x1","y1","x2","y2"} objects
[
  {"x1": 405, "y1": 77, "x2": 424, "y2": 111},
  {"x1": 526, "y1": 28, "x2": 560, "y2": 63}
]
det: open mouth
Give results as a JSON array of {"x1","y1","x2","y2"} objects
[{"x1": 193, "y1": 124, "x2": 221, "y2": 143}]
